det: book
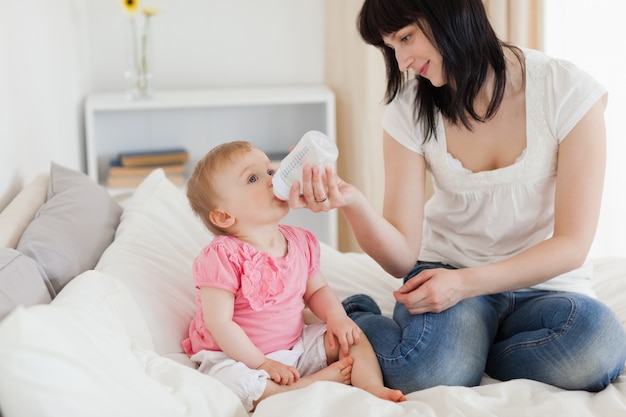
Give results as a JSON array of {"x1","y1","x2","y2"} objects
[
  {"x1": 117, "y1": 148, "x2": 189, "y2": 167},
  {"x1": 107, "y1": 172, "x2": 186, "y2": 188},
  {"x1": 108, "y1": 160, "x2": 186, "y2": 177}
]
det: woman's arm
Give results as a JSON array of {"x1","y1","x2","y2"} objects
[
  {"x1": 293, "y1": 130, "x2": 429, "y2": 277},
  {"x1": 200, "y1": 286, "x2": 299, "y2": 384},
  {"x1": 376, "y1": 132, "x2": 428, "y2": 274},
  {"x1": 395, "y1": 98, "x2": 607, "y2": 313}
]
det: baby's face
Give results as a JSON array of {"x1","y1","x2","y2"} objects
[{"x1": 215, "y1": 148, "x2": 289, "y2": 226}]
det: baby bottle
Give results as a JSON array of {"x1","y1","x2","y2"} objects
[{"x1": 272, "y1": 130, "x2": 338, "y2": 201}]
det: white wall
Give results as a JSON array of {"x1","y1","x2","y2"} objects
[
  {"x1": 0, "y1": 0, "x2": 86, "y2": 209},
  {"x1": 84, "y1": 0, "x2": 325, "y2": 92},
  {"x1": 543, "y1": 0, "x2": 626, "y2": 258},
  {"x1": 0, "y1": 0, "x2": 325, "y2": 209}
]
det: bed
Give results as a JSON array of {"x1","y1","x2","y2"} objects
[{"x1": 1, "y1": 163, "x2": 625, "y2": 417}]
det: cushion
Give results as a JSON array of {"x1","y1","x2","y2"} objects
[
  {"x1": 0, "y1": 303, "x2": 247, "y2": 417},
  {"x1": 16, "y1": 162, "x2": 122, "y2": 296},
  {"x1": 0, "y1": 248, "x2": 52, "y2": 321},
  {"x1": 0, "y1": 173, "x2": 48, "y2": 249},
  {"x1": 95, "y1": 169, "x2": 214, "y2": 357}
]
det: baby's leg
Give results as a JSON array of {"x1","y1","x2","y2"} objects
[
  {"x1": 325, "y1": 331, "x2": 406, "y2": 402},
  {"x1": 253, "y1": 357, "x2": 353, "y2": 408},
  {"x1": 193, "y1": 349, "x2": 352, "y2": 412}
]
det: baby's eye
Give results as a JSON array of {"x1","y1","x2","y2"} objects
[
  {"x1": 248, "y1": 175, "x2": 259, "y2": 184},
  {"x1": 268, "y1": 169, "x2": 275, "y2": 177}
]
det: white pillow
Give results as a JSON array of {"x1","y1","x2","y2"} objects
[
  {"x1": 95, "y1": 169, "x2": 214, "y2": 357},
  {"x1": 52, "y1": 269, "x2": 154, "y2": 351},
  {"x1": 0, "y1": 304, "x2": 247, "y2": 417}
]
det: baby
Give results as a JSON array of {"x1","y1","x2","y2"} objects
[{"x1": 182, "y1": 141, "x2": 405, "y2": 411}]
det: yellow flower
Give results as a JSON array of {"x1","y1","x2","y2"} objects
[{"x1": 121, "y1": 0, "x2": 140, "y2": 14}]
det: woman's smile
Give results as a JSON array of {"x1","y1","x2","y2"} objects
[{"x1": 418, "y1": 61, "x2": 430, "y2": 77}]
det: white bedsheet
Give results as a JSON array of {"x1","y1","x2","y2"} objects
[
  {"x1": 254, "y1": 376, "x2": 626, "y2": 416},
  {"x1": 250, "y1": 250, "x2": 626, "y2": 417}
]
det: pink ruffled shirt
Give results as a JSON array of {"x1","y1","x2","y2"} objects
[{"x1": 182, "y1": 224, "x2": 320, "y2": 356}]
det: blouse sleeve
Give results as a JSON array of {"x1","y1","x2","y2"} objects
[
  {"x1": 192, "y1": 240, "x2": 241, "y2": 293},
  {"x1": 545, "y1": 56, "x2": 607, "y2": 142},
  {"x1": 381, "y1": 79, "x2": 425, "y2": 154}
]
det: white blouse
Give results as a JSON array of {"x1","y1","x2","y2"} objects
[{"x1": 382, "y1": 48, "x2": 607, "y2": 296}]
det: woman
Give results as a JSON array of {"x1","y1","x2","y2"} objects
[{"x1": 289, "y1": 0, "x2": 626, "y2": 393}]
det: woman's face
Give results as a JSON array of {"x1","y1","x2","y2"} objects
[{"x1": 382, "y1": 24, "x2": 445, "y2": 87}]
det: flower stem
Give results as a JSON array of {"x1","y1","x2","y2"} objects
[{"x1": 139, "y1": 16, "x2": 149, "y2": 94}]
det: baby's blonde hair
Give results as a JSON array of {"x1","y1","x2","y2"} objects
[{"x1": 186, "y1": 141, "x2": 254, "y2": 235}]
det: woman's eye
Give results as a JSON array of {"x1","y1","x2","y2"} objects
[
  {"x1": 248, "y1": 175, "x2": 258, "y2": 184},
  {"x1": 400, "y1": 34, "x2": 411, "y2": 43}
]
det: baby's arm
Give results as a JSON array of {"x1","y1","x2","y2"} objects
[
  {"x1": 200, "y1": 286, "x2": 299, "y2": 385},
  {"x1": 304, "y1": 272, "x2": 361, "y2": 356}
]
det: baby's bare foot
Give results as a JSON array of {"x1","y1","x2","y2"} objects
[
  {"x1": 305, "y1": 357, "x2": 353, "y2": 385},
  {"x1": 255, "y1": 357, "x2": 355, "y2": 408},
  {"x1": 329, "y1": 357, "x2": 353, "y2": 385},
  {"x1": 369, "y1": 387, "x2": 407, "y2": 402}
]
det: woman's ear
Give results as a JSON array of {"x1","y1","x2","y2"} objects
[{"x1": 209, "y1": 208, "x2": 235, "y2": 229}]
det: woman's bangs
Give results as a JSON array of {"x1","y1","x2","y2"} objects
[{"x1": 358, "y1": 0, "x2": 417, "y2": 47}]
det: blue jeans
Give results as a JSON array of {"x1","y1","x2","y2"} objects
[{"x1": 343, "y1": 262, "x2": 626, "y2": 393}]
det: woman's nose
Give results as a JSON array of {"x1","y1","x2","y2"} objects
[{"x1": 396, "y1": 49, "x2": 414, "y2": 72}]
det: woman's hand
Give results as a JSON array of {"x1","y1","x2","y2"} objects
[
  {"x1": 393, "y1": 268, "x2": 468, "y2": 314},
  {"x1": 287, "y1": 165, "x2": 358, "y2": 212},
  {"x1": 257, "y1": 358, "x2": 300, "y2": 385}
]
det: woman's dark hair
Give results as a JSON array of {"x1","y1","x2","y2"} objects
[{"x1": 358, "y1": 0, "x2": 521, "y2": 141}]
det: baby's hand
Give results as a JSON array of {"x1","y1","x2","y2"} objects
[
  {"x1": 326, "y1": 313, "x2": 361, "y2": 357},
  {"x1": 257, "y1": 358, "x2": 300, "y2": 385}
]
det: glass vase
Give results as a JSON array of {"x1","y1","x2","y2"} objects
[{"x1": 125, "y1": 13, "x2": 153, "y2": 100}]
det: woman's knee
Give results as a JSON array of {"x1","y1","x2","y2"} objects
[
  {"x1": 488, "y1": 293, "x2": 626, "y2": 391},
  {"x1": 383, "y1": 297, "x2": 494, "y2": 392},
  {"x1": 565, "y1": 298, "x2": 626, "y2": 391},
  {"x1": 344, "y1": 294, "x2": 497, "y2": 392}
]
